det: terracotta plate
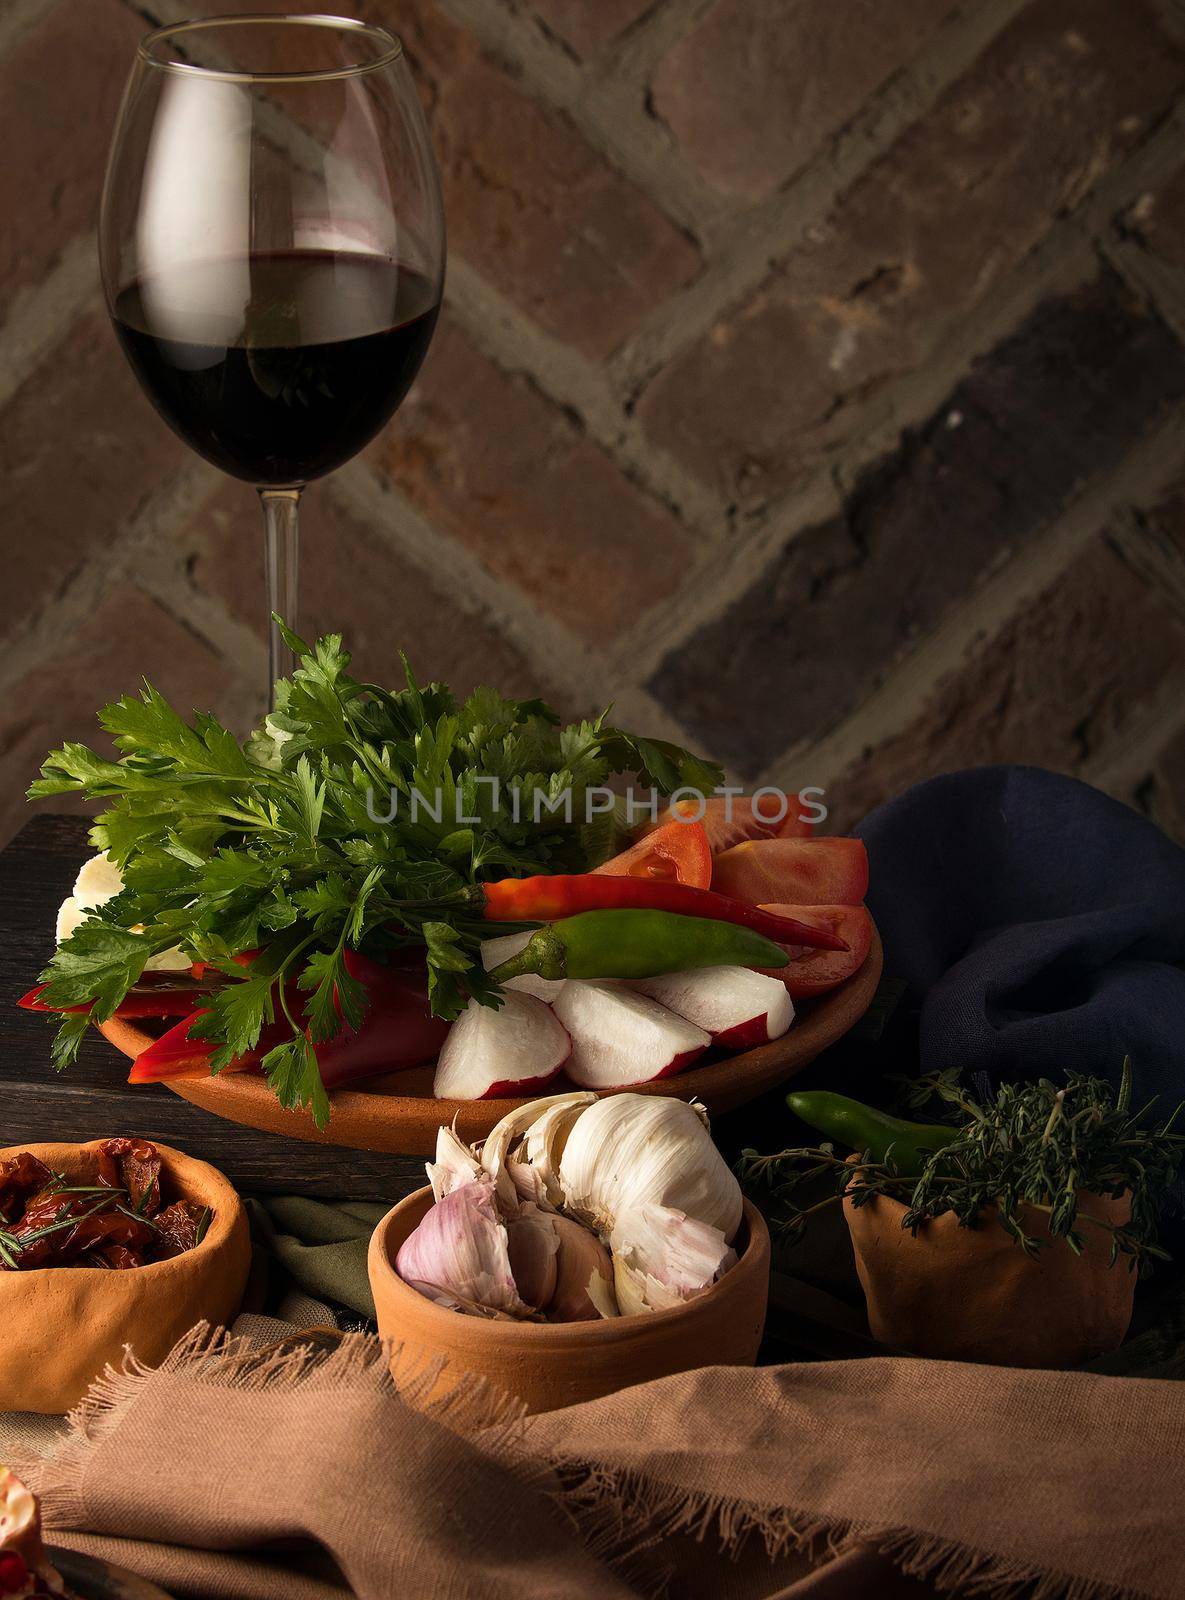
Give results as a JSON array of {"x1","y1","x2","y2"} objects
[{"x1": 99, "y1": 925, "x2": 883, "y2": 1156}]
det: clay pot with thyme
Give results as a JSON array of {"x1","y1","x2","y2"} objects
[{"x1": 741, "y1": 1063, "x2": 1183, "y2": 1368}]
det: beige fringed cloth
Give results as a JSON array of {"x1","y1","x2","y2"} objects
[{"x1": 16, "y1": 1326, "x2": 1185, "y2": 1600}]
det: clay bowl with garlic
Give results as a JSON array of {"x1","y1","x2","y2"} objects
[
  {"x1": 0, "y1": 1139, "x2": 251, "y2": 1413},
  {"x1": 369, "y1": 1188, "x2": 770, "y2": 1414}
]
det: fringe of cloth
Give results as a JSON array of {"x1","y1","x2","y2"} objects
[
  {"x1": 18, "y1": 1327, "x2": 1163, "y2": 1600},
  {"x1": 540, "y1": 1458, "x2": 1163, "y2": 1600},
  {"x1": 25, "y1": 1322, "x2": 537, "y2": 1535}
]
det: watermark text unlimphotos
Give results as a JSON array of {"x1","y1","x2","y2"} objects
[{"x1": 364, "y1": 783, "x2": 828, "y2": 828}]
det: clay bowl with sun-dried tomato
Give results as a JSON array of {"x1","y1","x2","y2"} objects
[{"x1": 0, "y1": 1138, "x2": 250, "y2": 1412}]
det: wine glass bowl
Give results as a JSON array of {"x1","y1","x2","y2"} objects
[{"x1": 99, "y1": 15, "x2": 445, "y2": 685}]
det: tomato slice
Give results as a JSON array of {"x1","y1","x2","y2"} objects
[
  {"x1": 711, "y1": 837, "x2": 868, "y2": 907},
  {"x1": 640, "y1": 795, "x2": 813, "y2": 851},
  {"x1": 757, "y1": 904, "x2": 873, "y2": 998},
  {"x1": 593, "y1": 818, "x2": 712, "y2": 888}
]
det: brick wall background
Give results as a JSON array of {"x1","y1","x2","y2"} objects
[{"x1": 3, "y1": 0, "x2": 1185, "y2": 845}]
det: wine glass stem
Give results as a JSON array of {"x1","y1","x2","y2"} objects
[{"x1": 259, "y1": 487, "x2": 301, "y2": 696}]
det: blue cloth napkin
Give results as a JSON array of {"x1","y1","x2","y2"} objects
[{"x1": 853, "y1": 766, "x2": 1185, "y2": 1133}]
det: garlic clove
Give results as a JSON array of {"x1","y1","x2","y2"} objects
[
  {"x1": 60, "y1": 854, "x2": 187, "y2": 969},
  {"x1": 611, "y1": 1207, "x2": 736, "y2": 1316},
  {"x1": 585, "y1": 1267, "x2": 622, "y2": 1322},
  {"x1": 55, "y1": 895, "x2": 85, "y2": 946},
  {"x1": 520, "y1": 1095, "x2": 593, "y2": 1209},
  {"x1": 507, "y1": 1157, "x2": 548, "y2": 1207},
  {"x1": 558, "y1": 1094, "x2": 743, "y2": 1246},
  {"x1": 612, "y1": 1254, "x2": 667, "y2": 1316},
  {"x1": 505, "y1": 1204, "x2": 560, "y2": 1310},
  {"x1": 144, "y1": 945, "x2": 192, "y2": 972},
  {"x1": 426, "y1": 1123, "x2": 484, "y2": 1203},
  {"x1": 479, "y1": 1091, "x2": 595, "y2": 1208},
  {"x1": 613, "y1": 1202, "x2": 736, "y2": 1298},
  {"x1": 546, "y1": 1212, "x2": 618, "y2": 1321},
  {"x1": 395, "y1": 1179, "x2": 533, "y2": 1318}
]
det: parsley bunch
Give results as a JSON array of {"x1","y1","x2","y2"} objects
[{"x1": 31, "y1": 619, "x2": 721, "y2": 1122}]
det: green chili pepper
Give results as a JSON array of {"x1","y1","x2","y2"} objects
[
  {"x1": 786, "y1": 1089, "x2": 959, "y2": 1177},
  {"x1": 488, "y1": 909, "x2": 788, "y2": 983}
]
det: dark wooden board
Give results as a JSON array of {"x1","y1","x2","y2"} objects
[{"x1": 0, "y1": 815, "x2": 425, "y2": 1201}]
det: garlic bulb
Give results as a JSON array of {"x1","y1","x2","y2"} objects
[
  {"x1": 395, "y1": 1180, "x2": 532, "y2": 1319},
  {"x1": 405, "y1": 1092, "x2": 745, "y2": 1321},
  {"x1": 557, "y1": 1096, "x2": 743, "y2": 1247}
]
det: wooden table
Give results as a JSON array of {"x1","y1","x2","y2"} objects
[{"x1": 0, "y1": 815, "x2": 425, "y2": 1200}]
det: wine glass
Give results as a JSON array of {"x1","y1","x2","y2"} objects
[{"x1": 99, "y1": 14, "x2": 445, "y2": 692}]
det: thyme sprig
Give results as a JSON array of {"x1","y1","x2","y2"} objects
[{"x1": 740, "y1": 1062, "x2": 1185, "y2": 1274}]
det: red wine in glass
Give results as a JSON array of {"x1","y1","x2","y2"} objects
[
  {"x1": 100, "y1": 16, "x2": 446, "y2": 691},
  {"x1": 112, "y1": 252, "x2": 439, "y2": 486}
]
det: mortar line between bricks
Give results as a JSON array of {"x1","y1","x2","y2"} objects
[
  {"x1": 1084, "y1": 683, "x2": 1185, "y2": 800},
  {"x1": 441, "y1": 257, "x2": 728, "y2": 538},
  {"x1": 437, "y1": 0, "x2": 727, "y2": 240},
  {"x1": 0, "y1": 239, "x2": 102, "y2": 412},
  {"x1": 1102, "y1": 236, "x2": 1185, "y2": 349},
  {"x1": 1106, "y1": 508, "x2": 1185, "y2": 630},
  {"x1": 133, "y1": 564, "x2": 270, "y2": 731},
  {"x1": 603, "y1": 0, "x2": 1032, "y2": 399},
  {"x1": 0, "y1": 460, "x2": 223, "y2": 704},
  {"x1": 601, "y1": 473, "x2": 846, "y2": 682},
  {"x1": 600, "y1": 235, "x2": 1104, "y2": 683},
  {"x1": 604, "y1": 92, "x2": 1185, "y2": 680},
  {"x1": 327, "y1": 461, "x2": 610, "y2": 710},
  {"x1": 593, "y1": 0, "x2": 726, "y2": 80},
  {"x1": 756, "y1": 407, "x2": 1185, "y2": 798},
  {"x1": 328, "y1": 460, "x2": 712, "y2": 746}
]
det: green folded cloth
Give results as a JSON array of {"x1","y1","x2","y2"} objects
[{"x1": 244, "y1": 1196, "x2": 389, "y2": 1322}]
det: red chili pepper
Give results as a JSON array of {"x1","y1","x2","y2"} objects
[
  {"x1": 474, "y1": 875, "x2": 848, "y2": 951},
  {"x1": 19, "y1": 976, "x2": 214, "y2": 1020}
]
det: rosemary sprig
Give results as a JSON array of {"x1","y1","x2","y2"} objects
[
  {"x1": 0, "y1": 1198, "x2": 117, "y2": 1266},
  {"x1": 42, "y1": 1184, "x2": 127, "y2": 1197},
  {"x1": 115, "y1": 1203, "x2": 158, "y2": 1230},
  {"x1": 740, "y1": 1061, "x2": 1185, "y2": 1274}
]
